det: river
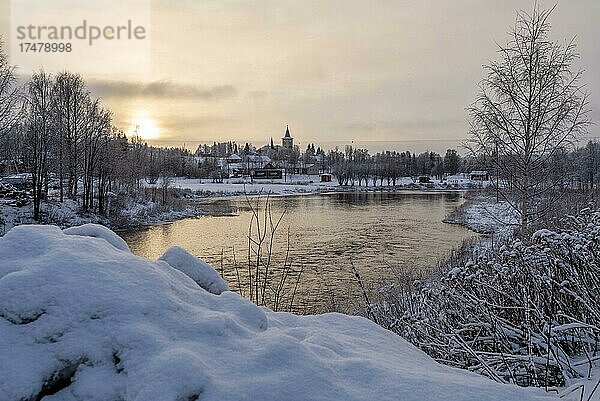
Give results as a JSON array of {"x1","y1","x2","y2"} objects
[{"x1": 120, "y1": 191, "x2": 477, "y2": 313}]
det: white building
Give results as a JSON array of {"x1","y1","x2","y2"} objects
[{"x1": 445, "y1": 173, "x2": 471, "y2": 186}]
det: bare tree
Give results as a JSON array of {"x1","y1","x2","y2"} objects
[
  {"x1": 578, "y1": 141, "x2": 600, "y2": 190},
  {"x1": 466, "y1": 5, "x2": 591, "y2": 226},
  {"x1": 0, "y1": 39, "x2": 23, "y2": 144},
  {"x1": 160, "y1": 168, "x2": 172, "y2": 206},
  {"x1": 144, "y1": 147, "x2": 161, "y2": 185},
  {"x1": 24, "y1": 71, "x2": 54, "y2": 220},
  {"x1": 81, "y1": 100, "x2": 112, "y2": 210},
  {"x1": 53, "y1": 72, "x2": 89, "y2": 200},
  {"x1": 96, "y1": 128, "x2": 120, "y2": 215}
]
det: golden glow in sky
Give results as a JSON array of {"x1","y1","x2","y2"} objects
[
  {"x1": 129, "y1": 111, "x2": 160, "y2": 140},
  {"x1": 5, "y1": 1, "x2": 596, "y2": 152}
]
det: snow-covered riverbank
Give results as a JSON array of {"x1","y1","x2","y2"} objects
[
  {"x1": 0, "y1": 197, "x2": 204, "y2": 236},
  {"x1": 0, "y1": 224, "x2": 557, "y2": 401},
  {"x1": 443, "y1": 193, "x2": 520, "y2": 236},
  {"x1": 167, "y1": 175, "x2": 483, "y2": 198},
  {"x1": 169, "y1": 175, "x2": 342, "y2": 197}
]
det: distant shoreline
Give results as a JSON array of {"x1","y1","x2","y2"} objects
[
  {"x1": 1, "y1": 184, "x2": 477, "y2": 236},
  {"x1": 117, "y1": 187, "x2": 473, "y2": 235}
]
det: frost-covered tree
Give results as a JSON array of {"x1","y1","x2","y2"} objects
[{"x1": 467, "y1": 5, "x2": 591, "y2": 226}]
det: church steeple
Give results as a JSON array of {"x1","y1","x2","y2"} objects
[{"x1": 282, "y1": 124, "x2": 294, "y2": 149}]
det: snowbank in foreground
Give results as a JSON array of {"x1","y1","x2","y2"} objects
[
  {"x1": 0, "y1": 225, "x2": 556, "y2": 401},
  {"x1": 64, "y1": 223, "x2": 131, "y2": 252}
]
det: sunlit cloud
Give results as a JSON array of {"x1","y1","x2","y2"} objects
[{"x1": 128, "y1": 110, "x2": 161, "y2": 140}]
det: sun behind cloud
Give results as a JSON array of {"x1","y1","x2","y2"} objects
[{"x1": 128, "y1": 111, "x2": 160, "y2": 140}]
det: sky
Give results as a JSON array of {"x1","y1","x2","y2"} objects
[{"x1": 1, "y1": 0, "x2": 599, "y2": 153}]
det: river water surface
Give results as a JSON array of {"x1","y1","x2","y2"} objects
[{"x1": 121, "y1": 191, "x2": 477, "y2": 312}]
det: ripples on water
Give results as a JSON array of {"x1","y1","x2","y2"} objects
[{"x1": 121, "y1": 191, "x2": 478, "y2": 313}]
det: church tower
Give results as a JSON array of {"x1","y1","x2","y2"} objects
[{"x1": 282, "y1": 125, "x2": 294, "y2": 149}]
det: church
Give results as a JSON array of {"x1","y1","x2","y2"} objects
[
  {"x1": 258, "y1": 125, "x2": 295, "y2": 154},
  {"x1": 282, "y1": 125, "x2": 294, "y2": 149}
]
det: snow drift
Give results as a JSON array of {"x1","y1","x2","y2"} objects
[
  {"x1": 0, "y1": 224, "x2": 556, "y2": 401},
  {"x1": 63, "y1": 223, "x2": 131, "y2": 252},
  {"x1": 159, "y1": 246, "x2": 229, "y2": 294}
]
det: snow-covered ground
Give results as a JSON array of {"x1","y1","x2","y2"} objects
[
  {"x1": 168, "y1": 175, "x2": 484, "y2": 198},
  {"x1": 0, "y1": 224, "x2": 558, "y2": 401},
  {"x1": 169, "y1": 175, "x2": 341, "y2": 197},
  {"x1": 444, "y1": 193, "x2": 520, "y2": 236}
]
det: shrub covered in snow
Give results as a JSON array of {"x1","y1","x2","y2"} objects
[
  {"x1": 373, "y1": 209, "x2": 600, "y2": 388},
  {"x1": 0, "y1": 224, "x2": 557, "y2": 401}
]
